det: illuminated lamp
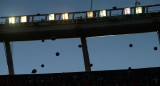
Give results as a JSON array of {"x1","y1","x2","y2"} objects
[
  {"x1": 21, "y1": 16, "x2": 27, "y2": 23},
  {"x1": 49, "y1": 14, "x2": 55, "y2": 20},
  {"x1": 136, "y1": 7, "x2": 142, "y2": 14},
  {"x1": 124, "y1": 8, "x2": 131, "y2": 15},
  {"x1": 9, "y1": 17, "x2": 15, "y2": 24},
  {"x1": 62, "y1": 13, "x2": 69, "y2": 20},
  {"x1": 87, "y1": 11, "x2": 94, "y2": 18},
  {"x1": 100, "y1": 10, "x2": 106, "y2": 17}
]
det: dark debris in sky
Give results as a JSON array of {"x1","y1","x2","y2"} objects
[
  {"x1": 154, "y1": 47, "x2": 158, "y2": 51},
  {"x1": 129, "y1": 44, "x2": 133, "y2": 47},
  {"x1": 32, "y1": 69, "x2": 37, "y2": 74},
  {"x1": 56, "y1": 52, "x2": 60, "y2": 56}
]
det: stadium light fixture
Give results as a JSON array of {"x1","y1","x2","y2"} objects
[
  {"x1": 9, "y1": 17, "x2": 15, "y2": 24},
  {"x1": 62, "y1": 13, "x2": 69, "y2": 20},
  {"x1": 100, "y1": 10, "x2": 106, "y2": 17},
  {"x1": 49, "y1": 14, "x2": 55, "y2": 20},
  {"x1": 21, "y1": 16, "x2": 27, "y2": 23},
  {"x1": 136, "y1": 7, "x2": 142, "y2": 14},
  {"x1": 87, "y1": 11, "x2": 94, "y2": 18},
  {"x1": 124, "y1": 8, "x2": 131, "y2": 15}
]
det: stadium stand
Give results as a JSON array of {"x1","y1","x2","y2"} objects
[{"x1": 0, "y1": 67, "x2": 159, "y2": 86}]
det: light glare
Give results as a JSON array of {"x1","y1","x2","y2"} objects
[
  {"x1": 9, "y1": 17, "x2": 15, "y2": 24},
  {"x1": 100, "y1": 10, "x2": 106, "y2": 17},
  {"x1": 62, "y1": 13, "x2": 69, "y2": 20},
  {"x1": 49, "y1": 14, "x2": 55, "y2": 20},
  {"x1": 124, "y1": 8, "x2": 131, "y2": 15},
  {"x1": 21, "y1": 16, "x2": 27, "y2": 23},
  {"x1": 136, "y1": 7, "x2": 142, "y2": 14},
  {"x1": 87, "y1": 11, "x2": 94, "y2": 18}
]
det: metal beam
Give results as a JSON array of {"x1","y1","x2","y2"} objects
[
  {"x1": 81, "y1": 37, "x2": 91, "y2": 72},
  {"x1": 157, "y1": 31, "x2": 160, "y2": 45},
  {"x1": 4, "y1": 41, "x2": 14, "y2": 75},
  {"x1": 90, "y1": 0, "x2": 93, "y2": 11}
]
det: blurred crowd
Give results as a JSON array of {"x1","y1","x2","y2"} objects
[{"x1": 0, "y1": 67, "x2": 159, "y2": 86}]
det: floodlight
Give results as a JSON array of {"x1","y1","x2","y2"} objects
[
  {"x1": 87, "y1": 11, "x2": 94, "y2": 18},
  {"x1": 100, "y1": 10, "x2": 106, "y2": 17},
  {"x1": 9, "y1": 17, "x2": 15, "y2": 24},
  {"x1": 136, "y1": 7, "x2": 142, "y2": 14},
  {"x1": 124, "y1": 8, "x2": 131, "y2": 15},
  {"x1": 49, "y1": 14, "x2": 55, "y2": 20},
  {"x1": 21, "y1": 16, "x2": 27, "y2": 23},
  {"x1": 62, "y1": 13, "x2": 69, "y2": 20}
]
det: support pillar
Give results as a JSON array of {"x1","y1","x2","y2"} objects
[
  {"x1": 157, "y1": 31, "x2": 160, "y2": 45},
  {"x1": 80, "y1": 37, "x2": 91, "y2": 72},
  {"x1": 4, "y1": 41, "x2": 14, "y2": 75}
]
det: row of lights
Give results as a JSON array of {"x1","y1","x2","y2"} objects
[
  {"x1": 9, "y1": 16, "x2": 27, "y2": 24},
  {"x1": 9, "y1": 13, "x2": 69, "y2": 24},
  {"x1": 8, "y1": 7, "x2": 143, "y2": 24},
  {"x1": 125, "y1": 7, "x2": 142, "y2": 15}
]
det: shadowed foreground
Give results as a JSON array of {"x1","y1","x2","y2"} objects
[{"x1": 0, "y1": 67, "x2": 159, "y2": 86}]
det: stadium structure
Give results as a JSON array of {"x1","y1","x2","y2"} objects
[{"x1": 0, "y1": 3, "x2": 160, "y2": 86}]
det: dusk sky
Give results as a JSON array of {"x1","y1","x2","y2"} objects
[{"x1": 0, "y1": 0, "x2": 160, "y2": 75}]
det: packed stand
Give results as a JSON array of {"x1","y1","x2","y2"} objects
[{"x1": 0, "y1": 67, "x2": 159, "y2": 86}]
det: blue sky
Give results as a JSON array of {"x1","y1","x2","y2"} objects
[{"x1": 0, "y1": 0, "x2": 160, "y2": 75}]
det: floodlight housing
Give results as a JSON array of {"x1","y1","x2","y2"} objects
[
  {"x1": 87, "y1": 11, "x2": 94, "y2": 18},
  {"x1": 9, "y1": 17, "x2": 15, "y2": 24},
  {"x1": 100, "y1": 10, "x2": 106, "y2": 17},
  {"x1": 49, "y1": 14, "x2": 55, "y2": 21},
  {"x1": 62, "y1": 13, "x2": 69, "y2": 20},
  {"x1": 124, "y1": 8, "x2": 131, "y2": 15},
  {"x1": 21, "y1": 16, "x2": 27, "y2": 23},
  {"x1": 136, "y1": 7, "x2": 142, "y2": 14}
]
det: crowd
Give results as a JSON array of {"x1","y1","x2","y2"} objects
[{"x1": 0, "y1": 67, "x2": 159, "y2": 86}]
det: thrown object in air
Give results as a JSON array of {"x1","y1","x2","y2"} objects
[
  {"x1": 78, "y1": 44, "x2": 82, "y2": 48},
  {"x1": 154, "y1": 47, "x2": 158, "y2": 51},
  {"x1": 41, "y1": 64, "x2": 44, "y2": 68},
  {"x1": 56, "y1": 52, "x2": 60, "y2": 56},
  {"x1": 90, "y1": 64, "x2": 93, "y2": 67},
  {"x1": 32, "y1": 69, "x2": 37, "y2": 74},
  {"x1": 129, "y1": 44, "x2": 133, "y2": 47}
]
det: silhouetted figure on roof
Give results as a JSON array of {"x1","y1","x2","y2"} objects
[
  {"x1": 42, "y1": 39, "x2": 45, "y2": 42},
  {"x1": 51, "y1": 36, "x2": 56, "y2": 41},
  {"x1": 128, "y1": 67, "x2": 132, "y2": 71},
  {"x1": 37, "y1": 13, "x2": 40, "y2": 16},
  {"x1": 113, "y1": 6, "x2": 117, "y2": 10}
]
